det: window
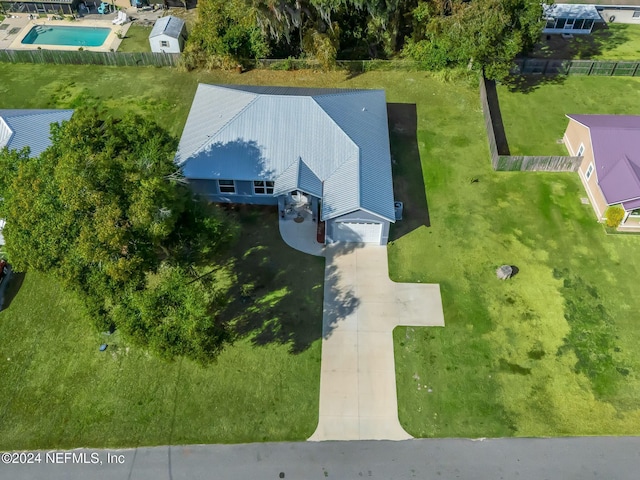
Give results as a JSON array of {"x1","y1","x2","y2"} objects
[
  {"x1": 253, "y1": 180, "x2": 274, "y2": 195},
  {"x1": 585, "y1": 163, "x2": 594, "y2": 180},
  {"x1": 546, "y1": 19, "x2": 556, "y2": 29},
  {"x1": 160, "y1": 40, "x2": 169, "y2": 47},
  {"x1": 573, "y1": 19, "x2": 585, "y2": 30},
  {"x1": 556, "y1": 18, "x2": 566, "y2": 29},
  {"x1": 584, "y1": 19, "x2": 594, "y2": 30},
  {"x1": 218, "y1": 180, "x2": 236, "y2": 194},
  {"x1": 633, "y1": 10, "x2": 640, "y2": 18},
  {"x1": 577, "y1": 143, "x2": 585, "y2": 157}
]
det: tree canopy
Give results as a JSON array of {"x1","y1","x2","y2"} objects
[
  {"x1": 0, "y1": 109, "x2": 235, "y2": 364},
  {"x1": 185, "y1": 0, "x2": 545, "y2": 79}
]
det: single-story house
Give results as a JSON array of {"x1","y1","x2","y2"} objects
[
  {"x1": 543, "y1": 4, "x2": 602, "y2": 34},
  {"x1": 175, "y1": 84, "x2": 396, "y2": 245},
  {"x1": 0, "y1": 109, "x2": 74, "y2": 245},
  {"x1": 564, "y1": 114, "x2": 640, "y2": 229},
  {"x1": 0, "y1": 0, "x2": 81, "y2": 14},
  {"x1": 149, "y1": 15, "x2": 187, "y2": 53},
  {"x1": 597, "y1": 6, "x2": 640, "y2": 25}
]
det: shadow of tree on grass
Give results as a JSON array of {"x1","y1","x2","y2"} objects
[{"x1": 216, "y1": 207, "x2": 358, "y2": 354}]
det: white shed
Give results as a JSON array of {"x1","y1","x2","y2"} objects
[{"x1": 149, "y1": 15, "x2": 187, "y2": 53}]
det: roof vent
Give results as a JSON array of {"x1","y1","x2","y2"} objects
[{"x1": 362, "y1": 107, "x2": 367, "y2": 112}]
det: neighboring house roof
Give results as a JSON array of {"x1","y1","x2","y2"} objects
[
  {"x1": 149, "y1": 15, "x2": 186, "y2": 39},
  {"x1": 0, "y1": 109, "x2": 74, "y2": 157},
  {"x1": 543, "y1": 3, "x2": 601, "y2": 20},
  {"x1": 567, "y1": 114, "x2": 640, "y2": 206},
  {"x1": 176, "y1": 84, "x2": 396, "y2": 222}
]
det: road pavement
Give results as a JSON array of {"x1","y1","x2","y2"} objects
[{"x1": 2, "y1": 437, "x2": 640, "y2": 480}]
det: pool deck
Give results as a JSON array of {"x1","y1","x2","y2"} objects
[{"x1": 0, "y1": 14, "x2": 130, "y2": 52}]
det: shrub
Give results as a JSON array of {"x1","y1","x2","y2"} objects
[{"x1": 605, "y1": 205, "x2": 625, "y2": 228}]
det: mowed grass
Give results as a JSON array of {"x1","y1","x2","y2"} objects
[
  {"x1": 591, "y1": 24, "x2": 640, "y2": 60},
  {"x1": 388, "y1": 74, "x2": 640, "y2": 437},
  {"x1": 497, "y1": 76, "x2": 640, "y2": 155},
  {"x1": 0, "y1": 187, "x2": 324, "y2": 445},
  {"x1": 2, "y1": 65, "x2": 640, "y2": 442},
  {"x1": 531, "y1": 24, "x2": 640, "y2": 61},
  {"x1": 117, "y1": 25, "x2": 152, "y2": 52}
]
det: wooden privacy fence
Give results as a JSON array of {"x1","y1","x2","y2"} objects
[
  {"x1": 253, "y1": 58, "x2": 427, "y2": 72},
  {"x1": 513, "y1": 58, "x2": 640, "y2": 76},
  {"x1": 479, "y1": 75, "x2": 582, "y2": 172},
  {"x1": 0, "y1": 49, "x2": 180, "y2": 67}
]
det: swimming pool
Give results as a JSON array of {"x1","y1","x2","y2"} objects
[{"x1": 21, "y1": 26, "x2": 111, "y2": 47}]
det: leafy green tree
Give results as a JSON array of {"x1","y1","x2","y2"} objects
[
  {"x1": 183, "y1": 0, "x2": 270, "y2": 69},
  {"x1": 403, "y1": 0, "x2": 543, "y2": 79},
  {"x1": 114, "y1": 265, "x2": 229, "y2": 365},
  {"x1": 0, "y1": 108, "x2": 235, "y2": 363}
]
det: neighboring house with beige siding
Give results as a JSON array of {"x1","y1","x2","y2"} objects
[{"x1": 564, "y1": 114, "x2": 640, "y2": 230}]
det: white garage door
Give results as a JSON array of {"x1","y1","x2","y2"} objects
[{"x1": 333, "y1": 222, "x2": 382, "y2": 244}]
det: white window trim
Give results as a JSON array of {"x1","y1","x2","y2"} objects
[
  {"x1": 253, "y1": 180, "x2": 274, "y2": 195},
  {"x1": 585, "y1": 162, "x2": 594, "y2": 180},
  {"x1": 218, "y1": 179, "x2": 236, "y2": 194},
  {"x1": 576, "y1": 143, "x2": 585, "y2": 157}
]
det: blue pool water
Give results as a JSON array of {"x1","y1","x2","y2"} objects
[{"x1": 21, "y1": 26, "x2": 110, "y2": 47}]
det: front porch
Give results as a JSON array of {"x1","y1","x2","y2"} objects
[{"x1": 278, "y1": 191, "x2": 325, "y2": 257}]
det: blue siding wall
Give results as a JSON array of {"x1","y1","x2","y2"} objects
[{"x1": 186, "y1": 179, "x2": 278, "y2": 206}]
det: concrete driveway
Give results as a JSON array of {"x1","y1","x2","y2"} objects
[{"x1": 308, "y1": 244, "x2": 445, "y2": 441}]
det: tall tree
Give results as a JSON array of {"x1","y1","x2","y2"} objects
[
  {"x1": 183, "y1": 0, "x2": 270, "y2": 69},
  {"x1": 403, "y1": 0, "x2": 543, "y2": 79},
  {"x1": 0, "y1": 109, "x2": 234, "y2": 363}
]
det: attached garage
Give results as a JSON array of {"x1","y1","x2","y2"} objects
[{"x1": 333, "y1": 222, "x2": 382, "y2": 243}]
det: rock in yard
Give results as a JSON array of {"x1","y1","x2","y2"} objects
[{"x1": 496, "y1": 265, "x2": 513, "y2": 280}]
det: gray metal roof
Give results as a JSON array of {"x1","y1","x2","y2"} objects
[
  {"x1": 273, "y1": 158, "x2": 323, "y2": 198},
  {"x1": 543, "y1": 4, "x2": 602, "y2": 20},
  {"x1": 0, "y1": 109, "x2": 74, "y2": 157},
  {"x1": 176, "y1": 84, "x2": 396, "y2": 222},
  {"x1": 149, "y1": 15, "x2": 186, "y2": 39}
]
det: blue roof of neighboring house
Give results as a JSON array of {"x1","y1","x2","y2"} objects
[
  {"x1": 0, "y1": 109, "x2": 74, "y2": 157},
  {"x1": 149, "y1": 15, "x2": 186, "y2": 39},
  {"x1": 176, "y1": 84, "x2": 396, "y2": 222}
]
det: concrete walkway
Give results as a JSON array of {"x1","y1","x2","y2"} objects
[
  {"x1": 278, "y1": 212, "x2": 324, "y2": 257},
  {"x1": 308, "y1": 244, "x2": 445, "y2": 441}
]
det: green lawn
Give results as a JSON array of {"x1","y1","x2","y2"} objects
[
  {"x1": 497, "y1": 76, "x2": 640, "y2": 155},
  {"x1": 2, "y1": 65, "x2": 640, "y2": 443},
  {"x1": 0, "y1": 169, "x2": 324, "y2": 447},
  {"x1": 532, "y1": 24, "x2": 640, "y2": 61},
  {"x1": 388, "y1": 74, "x2": 640, "y2": 437},
  {"x1": 117, "y1": 25, "x2": 153, "y2": 53}
]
